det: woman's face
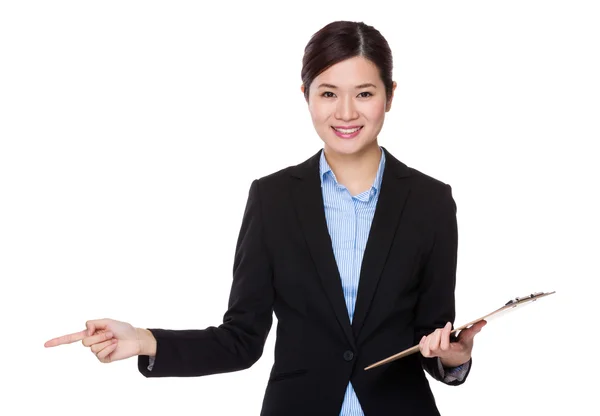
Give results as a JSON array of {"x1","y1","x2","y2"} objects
[{"x1": 302, "y1": 56, "x2": 396, "y2": 157}]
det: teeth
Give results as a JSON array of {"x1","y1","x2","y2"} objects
[{"x1": 334, "y1": 127, "x2": 361, "y2": 134}]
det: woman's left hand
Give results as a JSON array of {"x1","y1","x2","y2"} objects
[{"x1": 419, "y1": 320, "x2": 487, "y2": 368}]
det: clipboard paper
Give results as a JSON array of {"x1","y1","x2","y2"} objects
[{"x1": 364, "y1": 291, "x2": 556, "y2": 371}]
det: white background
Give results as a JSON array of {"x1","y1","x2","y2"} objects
[{"x1": 1, "y1": 1, "x2": 598, "y2": 415}]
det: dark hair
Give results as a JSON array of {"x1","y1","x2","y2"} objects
[{"x1": 301, "y1": 21, "x2": 393, "y2": 102}]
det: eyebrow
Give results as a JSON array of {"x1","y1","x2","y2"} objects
[{"x1": 317, "y1": 83, "x2": 377, "y2": 89}]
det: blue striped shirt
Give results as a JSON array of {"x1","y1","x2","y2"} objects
[
  {"x1": 319, "y1": 147, "x2": 385, "y2": 416},
  {"x1": 318, "y1": 147, "x2": 466, "y2": 416}
]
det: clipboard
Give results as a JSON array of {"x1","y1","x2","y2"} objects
[{"x1": 364, "y1": 291, "x2": 556, "y2": 371}]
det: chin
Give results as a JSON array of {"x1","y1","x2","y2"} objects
[{"x1": 324, "y1": 138, "x2": 376, "y2": 156}]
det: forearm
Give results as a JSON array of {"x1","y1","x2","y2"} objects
[{"x1": 137, "y1": 321, "x2": 272, "y2": 378}]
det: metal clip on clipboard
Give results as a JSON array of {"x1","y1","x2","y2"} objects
[
  {"x1": 364, "y1": 291, "x2": 556, "y2": 371},
  {"x1": 505, "y1": 292, "x2": 545, "y2": 305}
]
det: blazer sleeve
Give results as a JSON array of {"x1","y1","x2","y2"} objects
[
  {"x1": 413, "y1": 184, "x2": 471, "y2": 386},
  {"x1": 137, "y1": 179, "x2": 275, "y2": 377}
]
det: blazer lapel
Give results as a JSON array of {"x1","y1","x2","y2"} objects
[
  {"x1": 289, "y1": 147, "x2": 411, "y2": 349},
  {"x1": 351, "y1": 147, "x2": 411, "y2": 343},
  {"x1": 290, "y1": 150, "x2": 356, "y2": 350}
]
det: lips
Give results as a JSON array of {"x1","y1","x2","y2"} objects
[
  {"x1": 332, "y1": 126, "x2": 363, "y2": 133},
  {"x1": 331, "y1": 125, "x2": 363, "y2": 139}
]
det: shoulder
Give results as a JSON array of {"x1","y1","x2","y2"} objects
[
  {"x1": 407, "y1": 166, "x2": 450, "y2": 189},
  {"x1": 383, "y1": 148, "x2": 454, "y2": 204},
  {"x1": 251, "y1": 166, "x2": 299, "y2": 198},
  {"x1": 407, "y1": 167, "x2": 456, "y2": 215},
  {"x1": 382, "y1": 148, "x2": 456, "y2": 217},
  {"x1": 407, "y1": 166, "x2": 453, "y2": 198},
  {"x1": 251, "y1": 149, "x2": 321, "y2": 192}
]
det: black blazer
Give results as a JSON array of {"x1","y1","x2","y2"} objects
[{"x1": 138, "y1": 146, "x2": 471, "y2": 415}]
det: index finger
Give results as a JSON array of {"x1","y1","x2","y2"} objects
[
  {"x1": 440, "y1": 322, "x2": 452, "y2": 351},
  {"x1": 44, "y1": 329, "x2": 87, "y2": 348}
]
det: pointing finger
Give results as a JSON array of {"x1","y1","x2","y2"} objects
[{"x1": 44, "y1": 329, "x2": 87, "y2": 348}]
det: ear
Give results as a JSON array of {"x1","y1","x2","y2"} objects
[
  {"x1": 301, "y1": 84, "x2": 309, "y2": 103},
  {"x1": 385, "y1": 81, "x2": 397, "y2": 112}
]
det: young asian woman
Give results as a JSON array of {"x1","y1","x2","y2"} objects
[{"x1": 44, "y1": 20, "x2": 486, "y2": 416}]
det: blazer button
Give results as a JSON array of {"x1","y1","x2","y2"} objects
[{"x1": 343, "y1": 350, "x2": 354, "y2": 361}]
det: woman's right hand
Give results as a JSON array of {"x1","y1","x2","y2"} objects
[{"x1": 44, "y1": 318, "x2": 146, "y2": 363}]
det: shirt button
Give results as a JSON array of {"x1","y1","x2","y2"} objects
[{"x1": 343, "y1": 350, "x2": 354, "y2": 361}]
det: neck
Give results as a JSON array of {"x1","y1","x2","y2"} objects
[{"x1": 323, "y1": 142, "x2": 382, "y2": 191}]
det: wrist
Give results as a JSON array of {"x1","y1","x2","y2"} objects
[
  {"x1": 440, "y1": 355, "x2": 470, "y2": 369},
  {"x1": 135, "y1": 327, "x2": 157, "y2": 357}
]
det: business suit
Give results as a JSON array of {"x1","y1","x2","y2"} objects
[{"x1": 138, "y1": 146, "x2": 470, "y2": 415}]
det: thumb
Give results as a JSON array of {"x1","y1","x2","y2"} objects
[
  {"x1": 458, "y1": 320, "x2": 487, "y2": 344},
  {"x1": 86, "y1": 319, "x2": 111, "y2": 336}
]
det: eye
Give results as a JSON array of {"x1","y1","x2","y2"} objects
[
  {"x1": 322, "y1": 91, "x2": 336, "y2": 98},
  {"x1": 358, "y1": 91, "x2": 373, "y2": 98}
]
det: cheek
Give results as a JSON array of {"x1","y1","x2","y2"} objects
[
  {"x1": 364, "y1": 103, "x2": 387, "y2": 124},
  {"x1": 309, "y1": 103, "x2": 331, "y2": 125}
]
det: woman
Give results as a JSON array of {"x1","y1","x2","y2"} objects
[{"x1": 45, "y1": 21, "x2": 486, "y2": 415}]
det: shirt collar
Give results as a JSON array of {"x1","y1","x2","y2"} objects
[{"x1": 319, "y1": 147, "x2": 386, "y2": 191}]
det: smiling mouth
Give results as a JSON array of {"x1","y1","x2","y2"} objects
[{"x1": 332, "y1": 126, "x2": 363, "y2": 134}]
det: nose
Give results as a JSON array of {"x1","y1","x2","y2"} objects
[{"x1": 335, "y1": 96, "x2": 359, "y2": 121}]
